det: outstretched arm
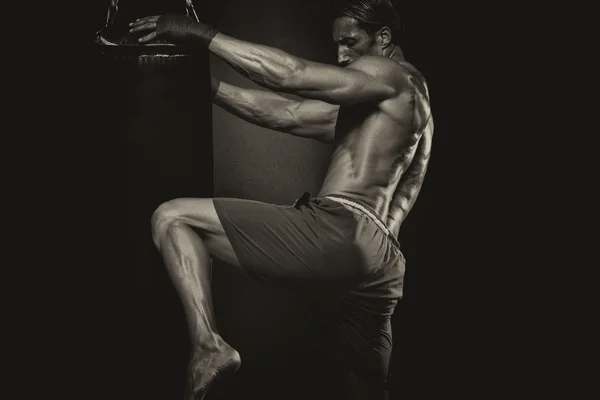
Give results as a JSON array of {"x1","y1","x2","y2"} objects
[
  {"x1": 208, "y1": 34, "x2": 399, "y2": 106},
  {"x1": 130, "y1": 14, "x2": 401, "y2": 106},
  {"x1": 212, "y1": 78, "x2": 338, "y2": 143}
]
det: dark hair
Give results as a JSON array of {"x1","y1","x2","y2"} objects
[{"x1": 333, "y1": 0, "x2": 404, "y2": 37}]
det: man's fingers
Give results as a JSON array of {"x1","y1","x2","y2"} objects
[
  {"x1": 133, "y1": 15, "x2": 160, "y2": 25},
  {"x1": 129, "y1": 21, "x2": 157, "y2": 34},
  {"x1": 138, "y1": 31, "x2": 157, "y2": 44},
  {"x1": 129, "y1": 15, "x2": 160, "y2": 28}
]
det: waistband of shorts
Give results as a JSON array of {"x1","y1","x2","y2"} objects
[{"x1": 320, "y1": 195, "x2": 401, "y2": 249}]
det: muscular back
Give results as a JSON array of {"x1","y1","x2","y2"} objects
[{"x1": 317, "y1": 58, "x2": 433, "y2": 236}]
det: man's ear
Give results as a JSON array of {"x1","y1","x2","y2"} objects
[{"x1": 376, "y1": 26, "x2": 392, "y2": 48}]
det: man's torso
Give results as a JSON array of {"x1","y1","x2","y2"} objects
[{"x1": 317, "y1": 58, "x2": 434, "y2": 227}]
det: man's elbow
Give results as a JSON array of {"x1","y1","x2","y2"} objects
[{"x1": 280, "y1": 60, "x2": 307, "y2": 91}]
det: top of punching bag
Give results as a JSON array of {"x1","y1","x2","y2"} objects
[{"x1": 95, "y1": 0, "x2": 201, "y2": 49}]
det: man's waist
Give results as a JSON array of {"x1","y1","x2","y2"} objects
[
  {"x1": 323, "y1": 195, "x2": 392, "y2": 238},
  {"x1": 293, "y1": 192, "x2": 393, "y2": 234}
]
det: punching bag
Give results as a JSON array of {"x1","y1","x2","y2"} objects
[{"x1": 93, "y1": 1, "x2": 214, "y2": 398}]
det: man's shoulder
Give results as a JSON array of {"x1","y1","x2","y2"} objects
[
  {"x1": 348, "y1": 55, "x2": 405, "y2": 73},
  {"x1": 349, "y1": 56, "x2": 415, "y2": 88}
]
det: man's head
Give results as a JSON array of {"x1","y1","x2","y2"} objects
[{"x1": 332, "y1": 0, "x2": 403, "y2": 66}]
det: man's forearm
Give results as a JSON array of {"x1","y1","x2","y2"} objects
[
  {"x1": 211, "y1": 79, "x2": 300, "y2": 132},
  {"x1": 206, "y1": 33, "x2": 304, "y2": 93},
  {"x1": 132, "y1": 16, "x2": 306, "y2": 94}
]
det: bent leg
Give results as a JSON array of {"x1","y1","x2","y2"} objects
[
  {"x1": 151, "y1": 196, "x2": 382, "y2": 398},
  {"x1": 151, "y1": 198, "x2": 241, "y2": 400}
]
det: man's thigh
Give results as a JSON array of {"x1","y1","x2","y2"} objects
[
  {"x1": 209, "y1": 197, "x2": 366, "y2": 290},
  {"x1": 161, "y1": 196, "x2": 327, "y2": 280}
]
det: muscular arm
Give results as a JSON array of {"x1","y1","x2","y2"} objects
[
  {"x1": 212, "y1": 78, "x2": 338, "y2": 142},
  {"x1": 131, "y1": 16, "x2": 400, "y2": 105},
  {"x1": 208, "y1": 34, "x2": 400, "y2": 106}
]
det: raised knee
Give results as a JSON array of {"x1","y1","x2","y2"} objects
[{"x1": 151, "y1": 200, "x2": 184, "y2": 245}]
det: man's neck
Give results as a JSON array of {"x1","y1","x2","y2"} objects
[{"x1": 384, "y1": 44, "x2": 405, "y2": 62}]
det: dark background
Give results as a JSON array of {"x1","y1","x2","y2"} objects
[{"x1": 26, "y1": 0, "x2": 593, "y2": 399}]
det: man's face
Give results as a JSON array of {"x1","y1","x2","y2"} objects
[{"x1": 332, "y1": 16, "x2": 379, "y2": 67}]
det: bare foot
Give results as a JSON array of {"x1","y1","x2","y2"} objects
[{"x1": 184, "y1": 342, "x2": 241, "y2": 400}]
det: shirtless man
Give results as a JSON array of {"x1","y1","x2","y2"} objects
[{"x1": 129, "y1": 0, "x2": 433, "y2": 398}]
